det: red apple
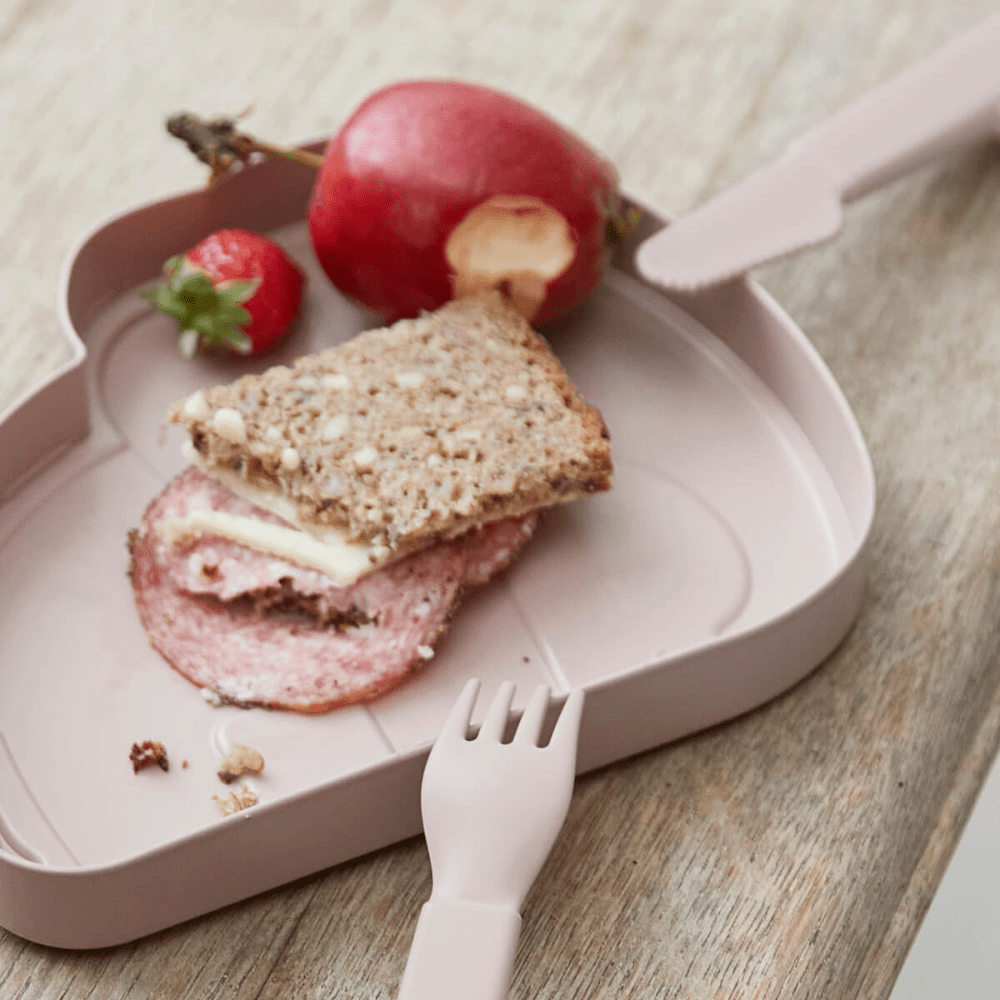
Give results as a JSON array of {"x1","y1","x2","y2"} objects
[{"x1": 307, "y1": 80, "x2": 621, "y2": 325}]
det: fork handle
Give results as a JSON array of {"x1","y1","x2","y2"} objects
[{"x1": 397, "y1": 898, "x2": 521, "y2": 1000}]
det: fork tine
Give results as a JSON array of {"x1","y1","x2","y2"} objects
[
  {"x1": 513, "y1": 684, "x2": 551, "y2": 745},
  {"x1": 441, "y1": 678, "x2": 481, "y2": 741},
  {"x1": 478, "y1": 681, "x2": 516, "y2": 742},
  {"x1": 548, "y1": 688, "x2": 585, "y2": 752}
]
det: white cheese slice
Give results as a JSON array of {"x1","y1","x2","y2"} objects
[
  {"x1": 157, "y1": 509, "x2": 377, "y2": 586},
  {"x1": 160, "y1": 441, "x2": 388, "y2": 586}
]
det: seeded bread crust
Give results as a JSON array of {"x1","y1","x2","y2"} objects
[{"x1": 167, "y1": 292, "x2": 612, "y2": 551}]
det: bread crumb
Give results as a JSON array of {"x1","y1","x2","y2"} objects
[
  {"x1": 322, "y1": 473, "x2": 344, "y2": 495},
  {"x1": 183, "y1": 390, "x2": 211, "y2": 420},
  {"x1": 416, "y1": 645, "x2": 435, "y2": 660},
  {"x1": 213, "y1": 783, "x2": 258, "y2": 816},
  {"x1": 394, "y1": 370, "x2": 425, "y2": 388},
  {"x1": 217, "y1": 743, "x2": 265, "y2": 784},
  {"x1": 210, "y1": 407, "x2": 246, "y2": 443},
  {"x1": 130, "y1": 740, "x2": 169, "y2": 774},
  {"x1": 201, "y1": 687, "x2": 223, "y2": 707},
  {"x1": 321, "y1": 414, "x2": 349, "y2": 441}
]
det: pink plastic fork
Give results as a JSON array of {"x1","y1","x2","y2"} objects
[{"x1": 397, "y1": 679, "x2": 585, "y2": 1000}]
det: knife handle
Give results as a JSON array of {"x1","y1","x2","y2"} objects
[
  {"x1": 396, "y1": 898, "x2": 521, "y2": 1000},
  {"x1": 794, "y1": 14, "x2": 1000, "y2": 201}
]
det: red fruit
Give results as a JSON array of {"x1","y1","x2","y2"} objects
[
  {"x1": 144, "y1": 229, "x2": 304, "y2": 356},
  {"x1": 307, "y1": 80, "x2": 620, "y2": 325}
]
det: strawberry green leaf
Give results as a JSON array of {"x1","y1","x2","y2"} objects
[
  {"x1": 206, "y1": 325, "x2": 253, "y2": 353},
  {"x1": 190, "y1": 313, "x2": 220, "y2": 336},
  {"x1": 217, "y1": 279, "x2": 259, "y2": 306},
  {"x1": 178, "y1": 272, "x2": 213, "y2": 293},
  {"x1": 229, "y1": 331, "x2": 254, "y2": 353},
  {"x1": 141, "y1": 257, "x2": 257, "y2": 358},
  {"x1": 141, "y1": 285, "x2": 189, "y2": 321},
  {"x1": 177, "y1": 273, "x2": 216, "y2": 310},
  {"x1": 216, "y1": 303, "x2": 253, "y2": 326}
]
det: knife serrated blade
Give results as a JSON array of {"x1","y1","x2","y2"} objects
[
  {"x1": 635, "y1": 13, "x2": 1000, "y2": 292},
  {"x1": 635, "y1": 153, "x2": 844, "y2": 291}
]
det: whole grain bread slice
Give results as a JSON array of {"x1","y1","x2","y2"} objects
[{"x1": 167, "y1": 292, "x2": 612, "y2": 553}]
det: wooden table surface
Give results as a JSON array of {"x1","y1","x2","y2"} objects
[{"x1": 3, "y1": 1, "x2": 1000, "y2": 997}]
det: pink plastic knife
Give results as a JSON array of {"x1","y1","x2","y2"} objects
[{"x1": 636, "y1": 14, "x2": 1000, "y2": 291}]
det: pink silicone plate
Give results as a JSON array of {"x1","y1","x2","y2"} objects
[{"x1": 0, "y1": 151, "x2": 874, "y2": 948}]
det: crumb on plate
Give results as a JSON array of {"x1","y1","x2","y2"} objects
[
  {"x1": 214, "y1": 783, "x2": 259, "y2": 816},
  {"x1": 217, "y1": 743, "x2": 265, "y2": 784},
  {"x1": 130, "y1": 740, "x2": 169, "y2": 774}
]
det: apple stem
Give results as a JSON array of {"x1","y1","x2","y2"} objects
[
  {"x1": 606, "y1": 203, "x2": 642, "y2": 244},
  {"x1": 249, "y1": 137, "x2": 324, "y2": 171},
  {"x1": 166, "y1": 112, "x2": 323, "y2": 182}
]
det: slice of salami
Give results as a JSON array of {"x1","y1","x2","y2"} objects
[{"x1": 129, "y1": 468, "x2": 536, "y2": 712}]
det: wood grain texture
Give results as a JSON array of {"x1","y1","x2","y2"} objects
[{"x1": 2, "y1": 1, "x2": 1000, "y2": 997}]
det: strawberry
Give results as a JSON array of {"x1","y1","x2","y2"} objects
[{"x1": 143, "y1": 228, "x2": 304, "y2": 356}]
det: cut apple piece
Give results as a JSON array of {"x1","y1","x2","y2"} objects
[{"x1": 445, "y1": 195, "x2": 577, "y2": 320}]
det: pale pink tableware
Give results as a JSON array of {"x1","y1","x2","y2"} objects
[
  {"x1": 0, "y1": 135, "x2": 874, "y2": 945},
  {"x1": 397, "y1": 680, "x2": 584, "y2": 1000},
  {"x1": 637, "y1": 14, "x2": 1000, "y2": 289}
]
